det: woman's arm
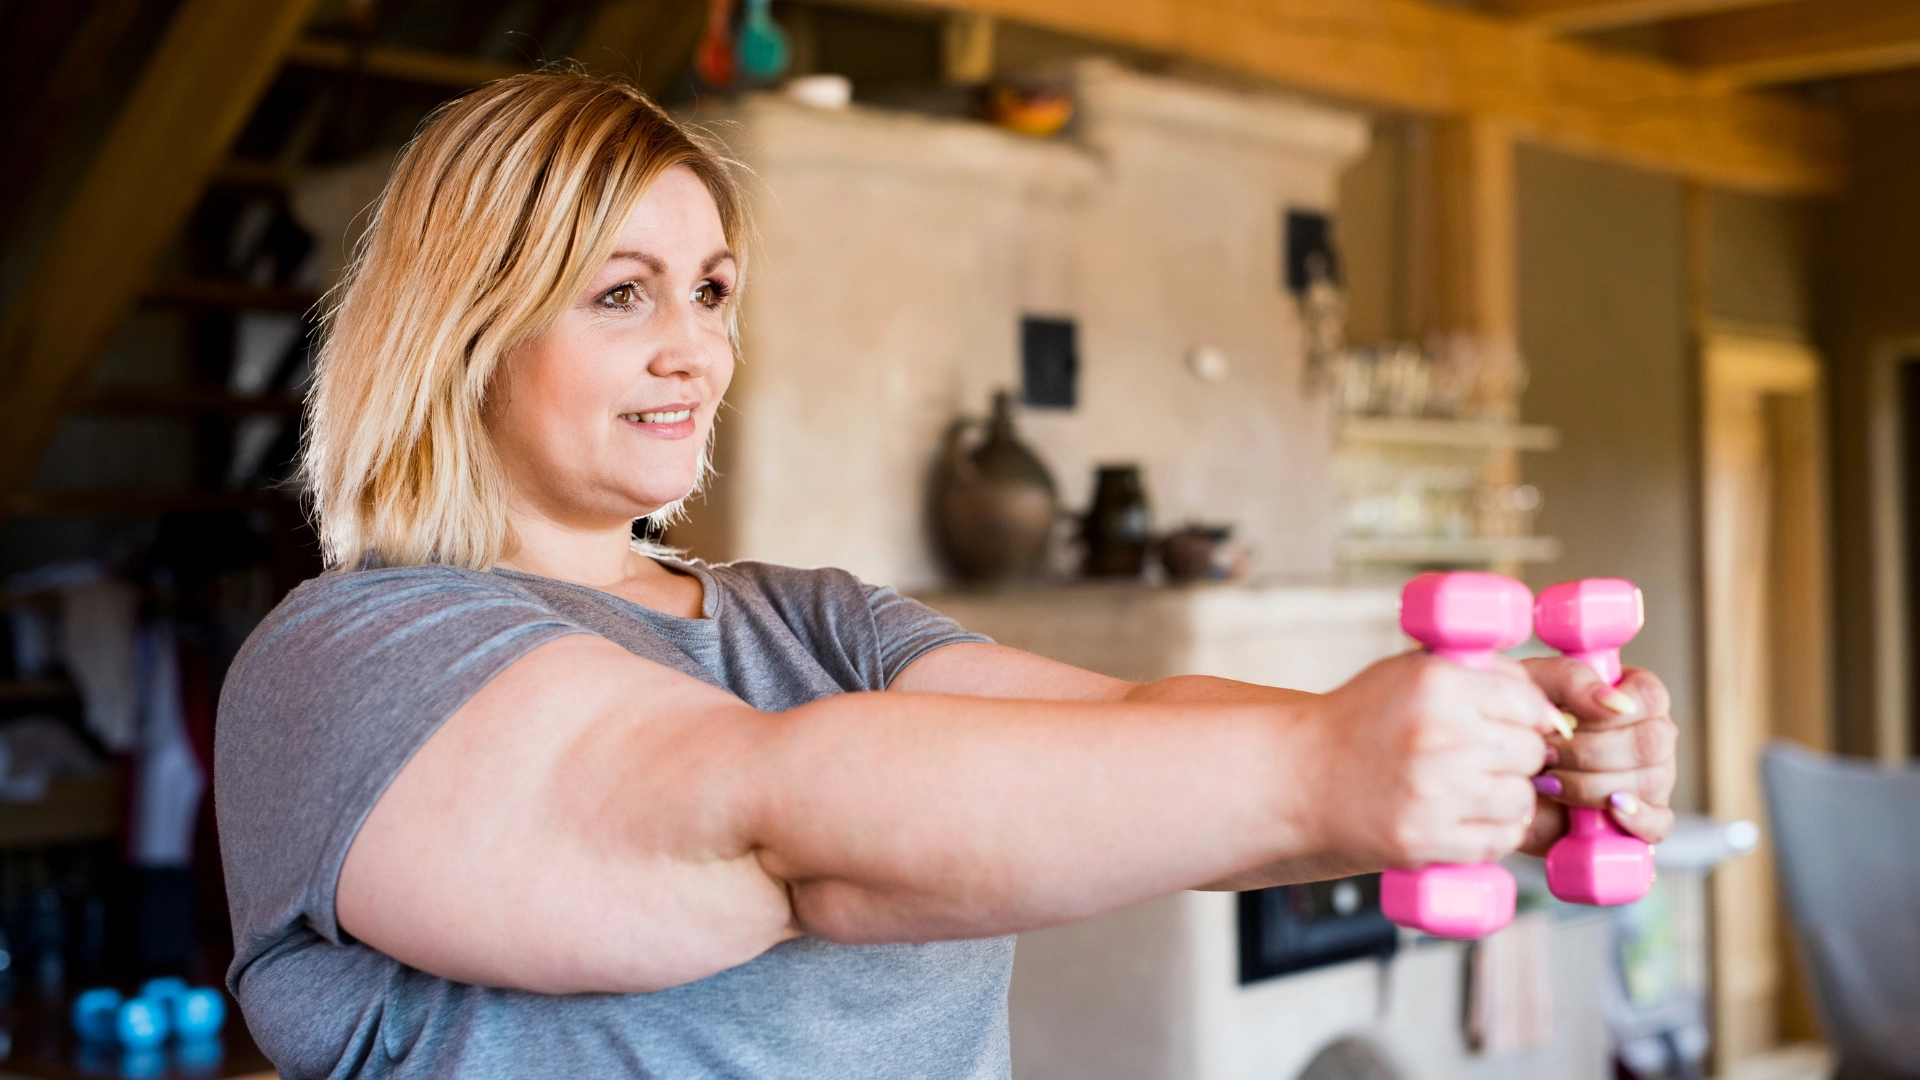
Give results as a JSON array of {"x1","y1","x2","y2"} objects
[
  {"x1": 895, "y1": 642, "x2": 1681, "y2": 883},
  {"x1": 337, "y1": 634, "x2": 1554, "y2": 995}
]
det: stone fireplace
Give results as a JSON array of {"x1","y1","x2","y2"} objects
[{"x1": 680, "y1": 60, "x2": 1366, "y2": 587}]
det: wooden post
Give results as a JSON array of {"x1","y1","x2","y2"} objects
[
  {"x1": 1425, "y1": 115, "x2": 1525, "y2": 572},
  {"x1": 1430, "y1": 115, "x2": 1519, "y2": 368},
  {"x1": 0, "y1": 0, "x2": 319, "y2": 510}
]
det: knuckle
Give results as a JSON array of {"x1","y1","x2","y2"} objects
[{"x1": 1633, "y1": 717, "x2": 1676, "y2": 762}]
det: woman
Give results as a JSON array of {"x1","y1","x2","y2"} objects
[{"x1": 217, "y1": 74, "x2": 1678, "y2": 1079}]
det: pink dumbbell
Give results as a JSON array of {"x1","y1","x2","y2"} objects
[
  {"x1": 1381, "y1": 571, "x2": 1533, "y2": 939},
  {"x1": 1533, "y1": 578, "x2": 1656, "y2": 907}
]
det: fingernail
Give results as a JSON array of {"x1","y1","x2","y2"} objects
[
  {"x1": 1533, "y1": 775, "x2": 1563, "y2": 797},
  {"x1": 1543, "y1": 746, "x2": 1560, "y2": 767},
  {"x1": 1551, "y1": 709, "x2": 1576, "y2": 739},
  {"x1": 1601, "y1": 690, "x2": 1640, "y2": 717},
  {"x1": 1609, "y1": 790, "x2": 1640, "y2": 815}
]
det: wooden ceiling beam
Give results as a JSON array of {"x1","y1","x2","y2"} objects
[
  {"x1": 1482, "y1": 0, "x2": 1784, "y2": 35},
  {"x1": 0, "y1": 0, "x2": 320, "y2": 511},
  {"x1": 1672, "y1": 0, "x2": 1920, "y2": 87},
  {"x1": 924, "y1": 0, "x2": 1841, "y2": 194},
  {"x1": 283, "y1": 38, "x2": 525, "y2": 87}
]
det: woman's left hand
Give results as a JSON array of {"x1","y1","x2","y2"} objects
[{"x1": 1516, "y1": 657, "x2": 1678, "y2": 854}]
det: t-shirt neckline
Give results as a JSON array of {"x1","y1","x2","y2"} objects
[{"x1": 492, "y1": 556, "x2": 722, "y2": 623}]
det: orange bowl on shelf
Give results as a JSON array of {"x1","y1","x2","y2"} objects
[{"x1": 982, "y1": 85, "x2": 1073, "y2": 137}]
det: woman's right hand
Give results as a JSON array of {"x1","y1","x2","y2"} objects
[{"x1": 1303, "y1": 651, "x2": 1560, "y2": 871}]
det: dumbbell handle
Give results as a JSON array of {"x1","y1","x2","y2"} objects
[
  {"x1": 1383, "y1": 572, "x2": 1526, "y2": 939},
  {"x1": 1538, "y1": 579, "x2": 1656, "y2": 907}
]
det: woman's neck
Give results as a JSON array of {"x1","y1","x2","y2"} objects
[
  {"x1": 495, "y1": 495, "x2": 705, "y2": 619},
  {"x1": 497, "y1": 502, "x2": 648, "y2": 589}
]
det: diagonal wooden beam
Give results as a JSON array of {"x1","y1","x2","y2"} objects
[
  {"x1": 1482, "y1": 0, "x2": 1787, "y2": 34},
  {"x1": 283, "y1": 37, "x2": 524, "y2": 88},
  {"x1": 0, "y1": 0, "x2": 320, "y2": 510},
  {"x1": 1672, "y1": 0, "x2": 1920, "y2": 87},
  {"x1": 925, "y1": 0, "x2": 1842, "y2": 194}
]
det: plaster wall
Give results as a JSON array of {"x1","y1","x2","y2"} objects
[
  {"x1": 1513, "y1": 146, "x2": 1703, "y2": 812},
  {"x1": 684, "y1": 62, "x2": 1368, "y2": 590}
]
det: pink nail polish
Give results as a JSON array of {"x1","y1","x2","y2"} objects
[
  {"x1": 1543, "y1": 747, "x2": 1561, "y2": 767},
  {"x1": 1609, "y1": 790, "x2": 1640, "y2": 815},
  {"x1": 1533, "y1": 775, "x2": 1563, "y2": 797}
]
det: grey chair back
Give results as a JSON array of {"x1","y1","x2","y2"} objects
[{"x1": 1761, "y1": 742, "x2": 1920, "y2": 1077}]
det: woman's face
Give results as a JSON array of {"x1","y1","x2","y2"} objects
[{"x1": 488, "y1": 165, "x2": 736, "y2": 529}]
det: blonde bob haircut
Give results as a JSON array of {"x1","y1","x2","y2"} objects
[{"x1": 301, "y1": 72, "x2": 747, "y2": 571}]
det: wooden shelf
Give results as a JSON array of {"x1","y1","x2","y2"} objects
[
  {"x1": 144, "y1": 278, "x2": 318, "y2": 312},
  {"x1": 1337, "y1": 417, "x2": 1561, "y2": 451},
  {"x1": 0, "y1": 768, "x2": 119, "y2": 851},
  {"x1": 72, "y1": 388, "x2": 304, "y2": 417},
  {"x1": 0, "y1": 680, "x2": 78, "y2": 704},
  {"x1": 10, "y1": 489, "x2": 293, "y2": 515},
  {"x1": 284, "y1": 37, "x2": 525, "y2": 87},
  {"x1": 1336, "y1": 535, "x2": 1563, "y2": 565}
]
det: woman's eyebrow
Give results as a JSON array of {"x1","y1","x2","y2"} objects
[
  {"x1": 602, "y1": 249, "x2": 734, "y2": 276},
  {"x1": 606, "y1": 250, "x2": 668, "y2": 275}
]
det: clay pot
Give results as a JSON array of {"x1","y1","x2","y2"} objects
[
  {"x1": 1161, "y1": 525, "x2": 1248, "y2": 584},
  {"x1": 1083, "y1": 464, "x2": 1152, "y2": 578},
  {"x1": 934, "y1": 391, "x2": 1059, "y2": 582}
]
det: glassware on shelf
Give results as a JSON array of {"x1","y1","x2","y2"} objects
[
  {"x1": 1334, "y1": 337, "x2": 1531, "y2": 422},
  {"x1": 1474, "y1": 483, "x2": 1542, "y2": 538},
  {"x1": 1336, "y1": 451, "x2": 1481, "y2": 542}
]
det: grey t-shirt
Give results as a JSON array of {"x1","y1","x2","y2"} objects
[{"x1": 215, "y1": 558, "x2": 1008, "y2": 1080}]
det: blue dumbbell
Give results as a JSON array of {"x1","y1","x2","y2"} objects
[
  {"x1": 172, "y1": 987, "x2": 226, "y2": 1040},
  {"x1": 70, "y1": 987, "x2": 123, "y2": 1042},
  {"x1": 138, "y1": 977, "x2": 187, "y2": 1005},
  {"x1": 114, "y1": 997, "x2": 170, "y2": 1051}
]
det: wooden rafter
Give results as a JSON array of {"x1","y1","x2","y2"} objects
[
  {"x1": 927, "y1": 0, "x2": 1842, "y2": 194},
  {"x1": 1672, "y1": 0, "x2": 1920, "y2": 87},
  {"x1": 0, "y1": 0, "x2": 320, "y2": 510},
  {"x1": 1482, "y1": 0, "x2": 1784, "y2": 34},
  {"x1": 283, "y1": 37, "x2": 525, "y2": 88}
]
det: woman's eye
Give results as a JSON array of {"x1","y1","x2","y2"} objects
[
  {"x1": 692, "y1": 280, "x2": 731, "y2": 309},
  {"x1": 602, "y1": 283, "x2": 639, "y2": 308}
]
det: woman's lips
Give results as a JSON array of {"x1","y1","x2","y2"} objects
[{"x1": 618, "y1": 405, "x2": 698, "y2": 439}]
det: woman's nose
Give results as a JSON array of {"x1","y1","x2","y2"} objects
[{"x1": 647, "y1": 302, "x2": 718, "y2": 379}]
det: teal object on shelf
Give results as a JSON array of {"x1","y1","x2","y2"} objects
[
  {"x1": 138, "y1": 976, "x2": 187, "y2": 1006},
  {"x1": 173, "y1": 987, "x2": 227, "y2": 1039},
  {"x1": 114, "y1": 997, "x2": 170, "y2": 1050},
  {"x1": 71, "y1": 987, "x2": 123, "y2": 1042},
  {"x1": 736, "y1": 0, "x2": 790, "y2": 82}
]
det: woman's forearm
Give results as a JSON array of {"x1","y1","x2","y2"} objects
[
  {"x1": 741, "y1": 689, "x2": 1330, "y2": 944},
  {"x1": 1122, "y1": 676, "x2": 1373, "y2": 889}
]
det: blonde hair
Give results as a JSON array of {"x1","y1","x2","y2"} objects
[{"x1": 300, "y1": 72, "x2": 747, "y2": 570}]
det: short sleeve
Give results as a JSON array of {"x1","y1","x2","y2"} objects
[
  {"x1": 860, "y1": 583, "x2": 993, "y2": 687},
  {"x1": 215, "y1": 566, "x2": 581, "y2": 964}
]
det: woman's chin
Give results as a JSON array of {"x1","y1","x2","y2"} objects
[{"x1": 619, "y1": 484, "x2": 697, "y2": 519}]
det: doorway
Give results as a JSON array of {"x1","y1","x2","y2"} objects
[
  {"x1": 1900, "y1": 356, "x2": 1920, "y2": 761},
  {"x1": 1700, "y1": 328, "x2": 1832, "y2": 1065}
]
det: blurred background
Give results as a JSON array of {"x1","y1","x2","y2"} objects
[{"x1": 0, "y1": 0, "x2": 1917, "y2": 1078}]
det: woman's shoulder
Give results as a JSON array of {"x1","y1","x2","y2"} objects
[
  {"x1": 248, "y1": 565, "x2": 520, "y2": 639},
  {"x1": 226, "y1": 564, "x2": 573, "y2": 700}
]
